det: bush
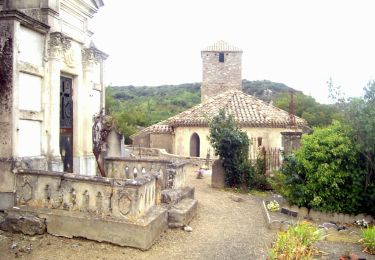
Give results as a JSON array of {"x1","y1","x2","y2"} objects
[
  {"x1": 360, "y1": 226, "x2": 375, "y2": 255},
  {"x1": 276, "y1": 121, "x2": 366, "y2": 214},
  {"x1": 252, "y1": 157, "x2": 274, "y2": 190},
  {"x1": 272, "y1": 154, "x2": 309, "y2": 207},
  {"x1": 209, "y1": 109, "x2": 251, "y2": 188},
  {"x1": 269, "y1": 222, "x2": 324, "y2": 259}
]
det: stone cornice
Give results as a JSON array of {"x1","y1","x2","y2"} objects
[
  {"x1": 61, "y1": 0, "x2": 104, "y2": 19},
  {"x1": 0, "y1": 10, "x2": 49, "y2": 33}
]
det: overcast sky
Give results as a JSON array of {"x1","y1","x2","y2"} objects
[{"x1": 91, "y1": 0, "x2": 375, "y2": 104}]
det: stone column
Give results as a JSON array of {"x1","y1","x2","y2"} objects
[
  {"x1": 47, "y1": 32, "x2": 63, "y2": 171},
  {"x1": 281, "y1": 131, "x2": 302, "y2": 154}
]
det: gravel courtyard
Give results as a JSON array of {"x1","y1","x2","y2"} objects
[{"x1": 0, "y1": 165, "x2": 372, "y2": 259}]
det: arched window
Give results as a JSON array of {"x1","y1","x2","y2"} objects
[{"x1": 190, "y1": 133, "x2": 200, "y2": 157}]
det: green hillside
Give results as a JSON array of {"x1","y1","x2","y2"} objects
[{"x1": 106, "y1": 80, "x2": 338, "y2": 142}]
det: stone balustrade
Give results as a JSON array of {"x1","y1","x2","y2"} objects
[
  {"x1": 105, "y1": 157, "x2": 187, "y2": 190},
  {"x1": 15, "y1": 169, "x2": 157, "y2": 219}
]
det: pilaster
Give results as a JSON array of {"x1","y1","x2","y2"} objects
[{"x1": 46, "y1": 32, "x2": 66, "y2": 171}]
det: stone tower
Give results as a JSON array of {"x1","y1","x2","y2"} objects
[{"x1": 201, "y1": 40, "x2": 243, "y2": 102}]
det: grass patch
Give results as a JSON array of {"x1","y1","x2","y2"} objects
[
  {"x1": 248, "y1": 189, "x2": 269, "y2": 197},
  {"x1": 360, "y1": 226, "x2": 375, "y2": 255},
  {"x1": 269, "y1": 221, "x2": 325, "y2": 260}
]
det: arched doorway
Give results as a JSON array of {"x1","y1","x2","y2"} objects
[{"x1": 190, "y1": 133, "x2": 200, "y2": 157}]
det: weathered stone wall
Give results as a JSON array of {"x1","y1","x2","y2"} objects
[
  {"x1": 105, "y1": 157, "x2": 187, "y2": 190},
  {"x1": 150, "y1": 133, "x2": 173, "y2": 154},
  {"x1": 132, "y1": 132, "x2": 151, "y2": 148},
  {"x1": 201, "y1": 51, "x2": 242, "y2": 102},
  {"x1": 15, "y1": 169, "x2": 157, "y2": 218}
]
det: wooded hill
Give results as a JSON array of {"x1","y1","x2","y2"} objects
[{"x1": 106, "y1": 80, "x2": 339, "y2": 142}]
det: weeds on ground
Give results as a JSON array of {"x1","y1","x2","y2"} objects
[
  {"x1": 268, "y1": 221, "x2": 325, "y2": 260},
  {"x1": 360, "y1": 226, "x2": 375, "y2": 254}
]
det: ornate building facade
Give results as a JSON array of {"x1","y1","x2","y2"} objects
[{"x1": 0, "y1": 0, "x2": 107, "y2": 209}]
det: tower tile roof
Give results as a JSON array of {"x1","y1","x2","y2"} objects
[
  {"x1": 132, "y1": 90, "x2": 307, "y2": 137},
  {"x1": 202, "y1": 40, "x2": 242, "y2": 52}
]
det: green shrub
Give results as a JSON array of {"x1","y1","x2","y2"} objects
[
  {"x1": 277, "y1": 121, "x2": 366, "y2": 214},
  {"x1": 269, "y1": 222, "x2": 324, "y2": 259},
  {"x1": 251, "y1": 157, "x2": 270, "y2": 190}
]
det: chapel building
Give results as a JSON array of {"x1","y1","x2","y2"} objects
[{"x1": 131, "y1": 41, "x2": 307, "y2": 158}]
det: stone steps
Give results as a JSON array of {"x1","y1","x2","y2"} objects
[
  {"x1": 161, "y1": 186, "x2": 195, "y2": 206},
  {"x1": 167, "y1": 198, "x2": 198, "y2": 228}
]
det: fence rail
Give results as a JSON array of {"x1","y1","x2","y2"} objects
[{"x1": 251, "y1": 147, "x2": 282, "y2": 176}]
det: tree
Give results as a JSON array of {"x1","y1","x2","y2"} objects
[
  {"x1": 209, "y1": 109, "x2": 252, "y2": 187},
  {"x1": 342, "y1": 82, "x2": 375, "y2": 214},
  {"x1": 274, "y1": 92, "x2": 339, "y2": 127}
]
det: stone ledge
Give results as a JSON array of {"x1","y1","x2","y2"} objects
[
  {"x1": 161, "y1": 186, "x2": 195, "y2": 206},
  {"x1": 6, "y1": 206, "x2": 168, "y2": 250},
  {"x1": 168, "y1": 198, "x2": 198, "y2": 228}
]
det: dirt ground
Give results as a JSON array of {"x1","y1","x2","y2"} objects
[{"x1": 0, "y1": 165, "x2": 373, "y2": 260}]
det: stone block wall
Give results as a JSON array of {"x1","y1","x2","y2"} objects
[{"x1": 201, "y1": 51, "x2": 242, "y2": 102}]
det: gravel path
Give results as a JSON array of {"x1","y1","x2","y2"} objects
[
  {"x1": 0, "y1": 165, "x2": 373, "y2": 259},
  {"x1": 0, "y1": 165, "x2": 274, "y2": 260}
]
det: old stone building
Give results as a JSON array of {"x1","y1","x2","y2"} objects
[
  {"x1": 0, "y1": 0, "x2": 107, "y2": 209},
  {"x1": 201, "y1": 40, "x2": 242, "y2": 102},
  {"x1": 131, "y1": 41, "x2": 307, "y2": 158}
]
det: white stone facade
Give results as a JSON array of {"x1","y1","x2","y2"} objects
[{"x1": 0, "y1": 0, "x2": 106, "y2": 209}]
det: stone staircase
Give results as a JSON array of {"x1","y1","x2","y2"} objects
[{"x1": 161, "y1": 187, "x2": 198, "y2": 228}]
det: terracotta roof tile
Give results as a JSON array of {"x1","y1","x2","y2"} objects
[
  {"x1": 132, "y1": 90, "x2": 307, "y2": 137},
  {"x1": 202, "y1": 40, "x2": 242, "y2": 52},
  {"x1": 131, "y1": 121, "x2": 172, "y2": 137}
]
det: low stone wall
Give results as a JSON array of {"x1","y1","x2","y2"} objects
[
  {"x1": 15, "y1": 169, "x2": 157, "y2": 219},
  {"x1": 263, "y1": 200, "x2": 374, "y2": 232},
  {"x1": 124, "y1": 145, "x2": 214, "y2": 167},
  {"x1": 281, "y1": 203, "x2": 374, "y2": 224},
  {"x1": 105, "y1": 157, "x2": 187, "y2": 190}
]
